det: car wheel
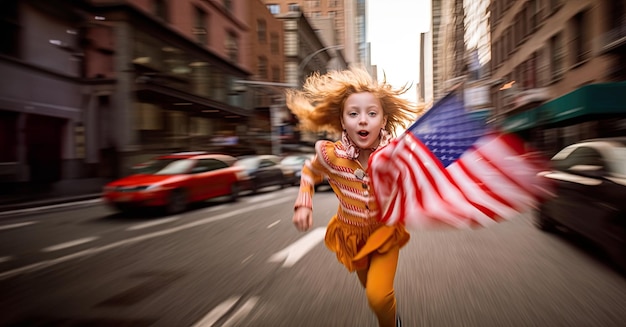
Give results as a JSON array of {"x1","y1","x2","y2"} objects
[
  {"x1": 228, "y1": 183, "x2": 239, "y2": 202},
  {"x1": 251, "y1": 182, "x2": 259, "y2": 194},
  {"x1": 166, "y1": 189, "x2": 187, "y2": 214},
  {"x1": 534, "y1": 207, "x2": 557, "y2": 233}
]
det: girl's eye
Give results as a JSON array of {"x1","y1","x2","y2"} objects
[
  {"x1": 369, "y1": 112, "x2": 377, "y2": 116},
  {"x1": 348, "y1": 112, "x2": 358, "y2": 117}
]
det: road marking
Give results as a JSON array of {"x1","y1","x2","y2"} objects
[
  {"x1": 0, "y1": 199, "x2": 102, "y2": 217},
  {"x1": 222, "y1": 297, "x2": 259, "y2": 327},
  {"x1": 0, "y1": 256, "x2": 12, "y2": 263},
  {"x1": 126, "y1": 216, "x2": 180, "y2": 231},
  {"x1": 267, "y1": 220, "x2": 280, "y2": 229},
  {"x1": 268, "y1": 227, "x2": 326, "y2": 267},
  {"x1": 246, "y1": 188, "x2": 296, "y2": 204},
  {"x1": 0, "y1": 197, "x2": 292, "y2": 280},
  {"x1": 191, "y1": 296, "x2": 240, "y2": 327},
  {"x1": 42, "y1": 237, "x2": 99, "y2": 252},
  {"x1": 0, "y1": 221, "x2": 36, "y2": 231},
  {"x1": 241, "y1": 254, "x2": 253, "y2": 264}
]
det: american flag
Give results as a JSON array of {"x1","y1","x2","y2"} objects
[{"x1": 368, "y1": 91, "x2": 550, "y2": 230}]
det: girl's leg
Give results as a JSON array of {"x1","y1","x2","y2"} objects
[{"x1": 364, "y1": 245, "x2": 400, "y2": 327}]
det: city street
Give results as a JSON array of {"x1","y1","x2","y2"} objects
[{"x1": 0, "y1": 186, "x2": 625, "y2": 327}]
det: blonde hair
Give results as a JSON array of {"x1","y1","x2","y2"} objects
[{"x1": 285, "y1": 67, "x2": 424, "y2": 137}]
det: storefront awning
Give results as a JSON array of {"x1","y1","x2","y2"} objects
[
  {"x1": 503, "y1": 82, "x2": 626, "y2": 132},
  {"x1": 502, "y1": 108, "x2": 539, "y2": 132},
  {"x1": 538, "y1": 82, "x2": 626, "y2": 125}
]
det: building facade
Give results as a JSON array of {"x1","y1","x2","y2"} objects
[
  {"x1": 0, "y1": 0, "x2": 256, "y2": 192},
  {"x1": 491, "y1": 0, "x2": 626, "y2": 155}
]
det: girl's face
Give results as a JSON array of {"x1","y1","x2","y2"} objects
[{"x1": 341, "y1": 92, "x2": 387, "y2": 150}]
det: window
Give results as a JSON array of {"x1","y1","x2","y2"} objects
[
  {"x1": 257, "y1": 19, "x2": 266, "y2": 43},
  {"x1": 571, "y1": 10, "x2": 590, "y2": 65},
  {"x1": 270, "y1": 33, "x2": 279, "y2": 54},
  {"x1": 553, "y1": 146, "x2": 605, "y2": 171},
  {"x1": 225, "y1": 32, "x2": 239, "y2": 63},
  {"x1": 288, "y1": 3, "x2": 300, "y2": 12},
  {"x1": 258, "y1": 56, "x2": 268, "y2": 79},
  {"x1": 193, "y1": 7, "x2": 208, "y2": 46},
  {"x1": 549, "y1": 0, "x2": 562, "y2": 15},
  {"x1": 549, "y1": 32, "x2": 564, "y2": 81},
  {"x1": 307, "y1": 0, "x2": 320, "y2": 8},
  {"x1": 266, "y1": 4, "x2": 280, "y2": 14},
  {"x1": 329, "y1": 0, "x2": 339, "y2": 8},
  {"x1": 193, "y1": 159, "x2": 228, "y2": 173},
  {"x1": 272, "y1": 67, "x2": 280, "y2": 82},
  {"x1": 0, "y1": 0, "x2": 19, "y2": 57},
  {"x1": 153, "y1": 0, "x2": 168, "y2": 21}
]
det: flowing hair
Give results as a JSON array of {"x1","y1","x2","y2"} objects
[{"x1": 285, "y1": 67, "x2": 424, "y2": 137}]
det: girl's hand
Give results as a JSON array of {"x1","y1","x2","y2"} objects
[{"x1": 293, "y1": 207, "x2": 313, "y2": 232}]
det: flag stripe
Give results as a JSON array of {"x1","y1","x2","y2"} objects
[{"x1": 369, "y1": 91, "x2": 551, "y2": 230}]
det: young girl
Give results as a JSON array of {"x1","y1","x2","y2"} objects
[{"x1": 287, "y1": 67, "x2": 423, "y2": 327}]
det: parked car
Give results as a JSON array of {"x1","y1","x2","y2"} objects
[
  {"x1": 535, "y1": 137, "x2": 626, "y2": 271},
  {"x1": 103, "y1": 153, "x2": 241, "y2": 214},
  {"x1": 280, "y1": 154, "x2": 314, "y2": 185},
  {"x1": 235, "y1": 155, "x2": 294, "y2": 193}
]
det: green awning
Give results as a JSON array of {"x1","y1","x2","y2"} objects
[
  {"x1": 502, "y1": 108, "x2": 539, "y2": 132},
  {"x1": 538, "y1": 82, "x2": 626, "y2": 125}
]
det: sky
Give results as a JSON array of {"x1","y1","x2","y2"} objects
[{"x1": 367, "y1": 0, "x2": 431, "y2": 104}]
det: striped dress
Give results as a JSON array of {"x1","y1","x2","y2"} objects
[{"x1": 295, "y1": 140, "x2": 410, "y2": 272}]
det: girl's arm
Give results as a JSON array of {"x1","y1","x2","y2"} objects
[{"x1": 292, "y1": 142, "x2": 328, "y2": 231}]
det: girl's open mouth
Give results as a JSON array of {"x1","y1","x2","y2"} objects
[{"x1": 358, "y1": 131, "x2": 369, "y2": 137}]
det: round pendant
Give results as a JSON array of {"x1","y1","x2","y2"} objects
[{"x1": 354, "y1": 168, "x2": 365, "y2": 180}]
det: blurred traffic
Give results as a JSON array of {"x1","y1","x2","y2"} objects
[
  {"x1": 101, "y1": 151, "x2": 322, "y2": 216},
  {"x1": 535, "y1": 137, "x2": 626, "y2": 271}
]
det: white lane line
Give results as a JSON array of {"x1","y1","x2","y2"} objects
[
  {"x1": 266, "y1": 220, "x2": 280, "y2": 229},
  {"x1": 241, "y1": 254, "x2": 253, "y2": 264},
  {"x1": 0, "y1": 256, "x2": 12, "y2": 263},
  {"x1": 42, "y1": 237, "x2": 99, "y2": 252},
  {"x1": 191, "y1": 296, "x2": 240, "y2": 327},
  {"x1": 0, "y1": 197, "x2": 292, "y2": 281},
  {"x1": 0, "y1": 221, "x2": 36, "y2": 231},
  {"x1": 126, "y1": 216, "x2": 180, "y2": 231},
  {"x1": 268, "y1": 227, "x2": 326, "y2": 267},
  {"x1": 222, "y1": 297, "x2": 259, "y2": 327},
  {"x1": 0, "y1": 199, "x2": 102, "y2": 217},
  {"x1": 246, "y1": 193, "x2": 277, "y2": 204}
]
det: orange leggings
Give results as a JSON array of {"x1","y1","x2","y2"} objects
[{"x1": 356, "y1": 245, "x2": 399, "y2": 327}]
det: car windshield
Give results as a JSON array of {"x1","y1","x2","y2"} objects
[
  {"x1": 154, "y1": 159, "x2": 195, "y2": 175},
  {"x1": 132, "y1": 158, "x2": 178, "y2": 174}
]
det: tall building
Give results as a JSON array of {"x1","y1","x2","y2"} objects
[
  {"x1": 261, "y1": 0, "x2": 367, "y2": 68},
  {"x1": 491, "y1": 0, "x2": 626, "y2": 155},
  {"x1": 430, "y1": 0, "x2": 466, "y2": 101}
]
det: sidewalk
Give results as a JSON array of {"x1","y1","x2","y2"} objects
[{"x1": 0, "y1": 178, "x2": 108, "y2": 213}]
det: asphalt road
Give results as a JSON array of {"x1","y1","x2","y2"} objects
[{"x1": 0, "y1": 186, "x2": 625, "y2": 327}]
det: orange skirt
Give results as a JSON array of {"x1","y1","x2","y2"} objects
[{"x1": 324, "y1": 215, "x2": 410, "y2": 272}]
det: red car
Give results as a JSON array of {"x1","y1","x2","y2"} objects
[{"x1": 103, "y1": 153, "x2": 242, "y2": 214}]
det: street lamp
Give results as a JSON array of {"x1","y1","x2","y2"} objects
[
  {"x1": 298, "y1": 45, "x2": 343, "y2": 82},
  {"x1": 232, "y1": 80, "x2": 298, "y2": 156}
]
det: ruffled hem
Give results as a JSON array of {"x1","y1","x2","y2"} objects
[{"x1": 324, "y1": 216, "x2": 410, "y2": 272}]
